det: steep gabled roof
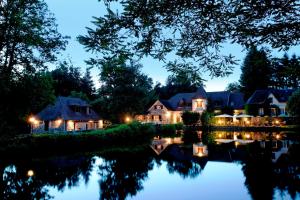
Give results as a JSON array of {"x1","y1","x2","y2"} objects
[
  {"x1": 193, "y1": 86, "x2": 207, "y2": 99},
  {"x1": 167, "y1": 92, "x2": 195, "y2": 110},
  {"x1": 207, "y1": 91, "x2": 230, "y2": 109},
  {"x1": 246, "y1": 89, "x2": 295, "y2": 105},
  {"x1": 36, "y1": 96, "x2": 101, "y2": 121},
  {"x1": 229, "y1": 92, "x2": 245, "y2": 109}
]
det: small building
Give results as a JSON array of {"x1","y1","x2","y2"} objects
[
  {"x1": 29, "y1": 96, "x2": 103, "y2": 133},
  {"x1": 246, "y1": 89, "x2": 295, "y2": 116}
]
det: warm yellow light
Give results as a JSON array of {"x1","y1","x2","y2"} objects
[
  {"x1": 245, "y1": 134, "x2": 250, "y2": 139},
  {"x1": 28, "y1": 116, "x2": 35, "y2": 123},
  {"x1": 56, "y1": 119, "x2": 62, "y2": 124},
  {"x1": 218, "y1": 120, "x2": 222, "y2": 124},
  {"x1": 275, "y1": 120, "x2": 279, "y2": 124},
  {"x1": 276, "y1": 134, "x2": 280, "y2": 140},
  {"x1": 27, "y1": 170, "x2": 34, "y2": 177},
  {"x1": 88, "y1": 120, "x2": 93, "y2": 123},
  {"x1": 125, "y1": 117, "x2": 131, "y2": 122},
  {"x1": 218, "y1": 133, "x2": 222, "y2": 138},
  {"x1": 246, "y1": 121, "x2": 250, "y2": 124},
  {"x1": 165, "y1": 112, "x2": 171, "y2": 118},
  {"x1": 197, "y1": 152, "x2": 204, "y2": 157}
]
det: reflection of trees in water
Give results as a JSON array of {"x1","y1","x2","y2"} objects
[
  {"x1": 165, "y1": 159, "x2": 202, "y2": 179},
  {"x1": 159, "y1": 145, "x2": 205, "y2": 179},
  {"x1": 242, "y1": 142, "x2": 300, "y2": 200},
  {"x1": 0, "y1": 155, "x2": 94, "y2": 200},
  {"x1": 98, "y1": 151, "x2": 154, "y2": 200}
]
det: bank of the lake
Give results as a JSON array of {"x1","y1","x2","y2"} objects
[{"x1": 1, "y1": 122, "x2": 299, "y2": 157}]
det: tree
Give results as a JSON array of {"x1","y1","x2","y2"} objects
[
  {"x1": 0, "y1": 0, "x2": 67, "y2": 135},
  {"x1": 51, "y1": 61, "x2": 82, "y2": 97},
  {"x1": 93, "y1": 58, "x2": 154, "y2": 123},
  {"x1": 181, "y1": 111, "x2": 200, "y2": 126},
  {"x1": 239, "y1": 47, "x2": 272, "y2": 99},
  {"x1": 78, "y1": 1, "x2": 300, "y2": 80},
  {"x1": 271, "y1": 54, "x2": 300, "y2": 89},
  {"x1": 286, "y1": 89, "x2": 300, "y2": 117},
  {"x1": 155, "y1": 72, "x2": 203, "y2": 99},
  {"x1": 81, "y1": 66, "x2": 95, "y2": 99},
  {"x1": 226, "y1": 82, "x2": 241, "y2": 92}
]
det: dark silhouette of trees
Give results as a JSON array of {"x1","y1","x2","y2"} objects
[
  {"x1": 92, "y1": 58, "x2": 154, "y2": 123},
  {"x1": 239, "y1": 47, "x2": 272, "y2": 99},
  {"x1": 0, "y1": 0, "x2": 67, "y2": 136},
  {"x1": 78, "y1": 1, "x2": 300, "y2": 80}
]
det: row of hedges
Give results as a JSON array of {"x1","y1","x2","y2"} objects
[{"x1": 0, "y1": 122, "x2": 156, "y2": 157}]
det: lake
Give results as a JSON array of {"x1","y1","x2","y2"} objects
[{"x1": 1, "y1": 131, "x2": 299, "y2": 200}]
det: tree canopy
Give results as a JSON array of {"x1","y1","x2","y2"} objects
[
  {"x1": 239, "y1": 47, "x2": 272, "y2": 99},
  {"x1": 271, "y1": 54, "x2": 300, "y2": 89},
  {"x1": 0, "y1": 0, "x2": 67, "y2": 135},
  {"x1": 78, "y1": 0, "x2": 300, "y2": 80},
  {"x1": 92, "y1": 58, "x2": 154, "y2": 123}
]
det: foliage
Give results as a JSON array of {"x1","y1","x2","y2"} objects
[
  {"x1": 226, "y1": 82, "x2": 241, "y2": 92},
  {"x1": 157, "y1": 124, "x2": 176, "y2": 136},
  {"x1": 93, "y1": 58, "x2": 154, "y2": 123},
  {"x1": 0, "y1": 0, "x2": 67, "y2": 136},
  {"x1": 221, "y1": 106, "x2": 234, "y2": 115},
  {"x1": 287, "y1": 89, "x2": 300, "y2": 117},
  {"x1": 69, "y1": 91, "x2": 90, "y2": 102},
  {"x1": 154, "y1": 73, "x2": 202, "y2": 99},
  {"x1": 78, "y1": 1, "x2": 300, "y2": 80},
  {"x1": 200, "y1": 111, "x2": 213, "y2": 127},
  {"x1": 239, "y1": 47, "x2": 272, "y2": 99},
  {"x1": 182, "y1": 128, "x2": 200, "y2": 143},
  {"x1": 245, "y1": 104, "x2": 258, "y2": 116},
  {"x1": 270, "y1": 54, "x2": 300, "y2": 89},
  {"x1": 181, "y1": 111, "x2": 201, "y2": 126},
  {"x1": 0, "y1": 72, "x2": 56, "y2": 136}
]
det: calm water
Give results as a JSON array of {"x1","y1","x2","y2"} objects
[{"x1": 1, "y1": 131, "x2": 299, "y2": 200}]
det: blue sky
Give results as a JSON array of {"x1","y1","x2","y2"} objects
[{"x1": 46, "y1": 0, "x2": 300, "y2": 92}]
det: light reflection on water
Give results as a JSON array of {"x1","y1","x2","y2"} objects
[{"x1": 1, "y1": 131, "x2": 299, "y2": 200}]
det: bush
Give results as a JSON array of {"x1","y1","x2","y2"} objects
[
  {"x1": 0, "y1": 122, "x2": 156, "y2": 156},
  {"x1": 182, "y1": 128, "x2": 200, "y2": 143},
  {"x1": 158, "y1": 124, "x2": 176, "y2": 136},
  {"x1": 201, "y1": 111, "x2": 213, "y2": 127},
  {"x1": 181, "y1": 111, "x2": 201, "y2": 125},
  {"x1": 287, "y1": 89, "x2": 300, "y2": 117}
]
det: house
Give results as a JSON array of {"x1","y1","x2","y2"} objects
[
  {"x1": 136, "y1": 86, "x2": 245, "y2": 124},
  {"x1": 207, "y1": 91, "x2": 245, "y2": 115},
  {"x1": 246, "y1": 89, "x2": 295, "y2": 116},
  {"x1": 29, "y1": 96, "x2": 103, "y2": 133}
]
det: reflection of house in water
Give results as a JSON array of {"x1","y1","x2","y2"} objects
[
  {"x1": 150, "y1": 137, "x2": 183, "y2": 155},
  {"x1": 215, "y1": 131, "x2": 294, "y2": 163},
  {"x1": 193, "y1": 143, "x2": 208, "y2": 157},
  {"x1": 260, "y1": 140, "x2": 294, "y2": 163}
]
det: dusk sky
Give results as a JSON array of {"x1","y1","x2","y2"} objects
[{"x1": 46, "y1": 0, "x2": 300, "y2": 92}]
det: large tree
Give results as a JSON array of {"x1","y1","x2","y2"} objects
[
  {"x1": 78, "y1": 0, "x2": 300, "y2": 80},
  {"x1": 93, "y1": 58, "x2": 154, "y2": 123},
  {"x1": 271, "y1": 54, "x2": 300, "y2": 89},
  {"x1": 239, "y1": 47, "x2": 272, "y2": 99},
  {"x1": 155, "y1": 72, "x2": 203, "y2": 99},
  {"x1": 0, "y1": 0, "x2": 67, "y2": 135}
]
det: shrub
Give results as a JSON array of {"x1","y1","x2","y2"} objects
[
  {"x1": 158, "y1": 124, "x2": 176, "y2": 136},
  {"x1": 200, "y1": 111, "x2": 213, "y2": 127},
  {"x1": 287, "y1": 89, "x2": 300, "y2": 117},
  {"x1": 181, "y1": 111, "x2": 201, "y2": 125}
]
